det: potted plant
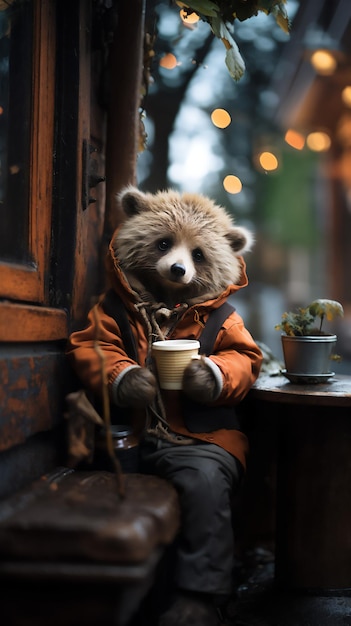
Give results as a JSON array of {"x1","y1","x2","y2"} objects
[{"x1": 275, "y1": 299, "x2": 344, "y2": 382}]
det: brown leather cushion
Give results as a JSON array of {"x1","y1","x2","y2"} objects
[{"x1": 0, "y1": 468, "x2": 180, "y2": 564}]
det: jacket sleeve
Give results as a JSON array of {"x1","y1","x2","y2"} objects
[
  {"x1": 66, "y1": 302, "x2": 141, "y2": 398},
  {"x1": 209, "y1": 310, "x2": 263, "y2": 405}
]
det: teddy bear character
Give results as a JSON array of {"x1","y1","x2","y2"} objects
[
  {"x1": 113, "y1": 186, "x2": 255, "y2": 410},
  {"x1": 66, "y1": 186, "x2": 262, "y2": 625}
]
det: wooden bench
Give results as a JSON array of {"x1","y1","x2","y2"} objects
[{"x1": 0, "y1": 466, "x2": 180, "y2": 626}]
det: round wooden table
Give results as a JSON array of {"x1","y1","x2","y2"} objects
[{"x1": 247, "y1": 373, "x2": 351, "y2": 592}]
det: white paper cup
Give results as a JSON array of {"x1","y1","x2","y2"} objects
[{"x1": 151, "y1": 339, "x2": 200, "y2": 390}]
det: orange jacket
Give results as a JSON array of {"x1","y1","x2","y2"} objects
[{"x1": 66, "y1": 246, "x2": 262, "y2": 470}]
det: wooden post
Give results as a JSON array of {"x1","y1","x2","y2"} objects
[{"x1": 104, "y1": 0, "x2": 146, "y2": 251}]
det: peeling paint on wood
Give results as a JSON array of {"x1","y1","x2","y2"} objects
[{"x1": 0, "y1": 348, "x2": 66, "y2": 452}]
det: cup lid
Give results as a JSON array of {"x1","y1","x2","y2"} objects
[{"x1": 152, "y1": 339, "x2": 200, "y2": 351}]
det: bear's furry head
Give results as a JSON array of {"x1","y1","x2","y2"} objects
[{"x1": 113, "y1": 186, "x2": 254, "y2": 306}]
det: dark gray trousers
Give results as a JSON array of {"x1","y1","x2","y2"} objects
[{"x1": 139, "y1": 437, "x2": 242, "y2": 595}]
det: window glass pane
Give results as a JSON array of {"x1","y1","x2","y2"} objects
[{"x1": 0, "y1": 0, "x2": 32, "y2": 263}]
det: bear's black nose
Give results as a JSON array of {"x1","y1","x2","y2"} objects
[{"x1": 171, "y1": 263, "x2": 186, "y2": 277}]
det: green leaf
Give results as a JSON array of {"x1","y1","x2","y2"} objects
[
  {"x1": 308, "y1": 300, "x2": 344, "y2": 322},
  {"x1": 271, "y1": 4, "x2": 290, "y2": 34},
  {"x1": 275, "y1": 308, "x2": 315, "y2": 336},
  {"x1": 210, "y1": 15, "x2": 245, "y2": 80},
  {"x1": 256, "y1": 1, "x2": 290, "y2": 34}
]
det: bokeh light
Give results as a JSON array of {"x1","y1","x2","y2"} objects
[
  {"x1": 310, "y1": 50, "x2": 337, "y2": 76},
  {"x1": 258, "y1": 151, "x2": 279, "y2": 171},
  {"x1": 341, "y1": 86, "x2": 351, "y2": 108},
  {"x1": 284, "y1": 129, "x2": 305, "y2": 150},
  {"x1": 180, "y1": 9, "x2": 199, "y2": 24},
  {"x1": 223, "y1": 175, "x2": 242, "y2": 194},
  {"x1": 211, "y1": 108, "x2": 231, "y2": 129},
  {"x1": 159, "y1": 53, "x2": 178, "y2": 70},
  {"x1": 306, "y1": 131, "x2": 331, "y2": 152}
]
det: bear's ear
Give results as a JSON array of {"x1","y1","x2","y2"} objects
[
  {"x1": 118, "y1": 186, "x2": 149, "y2": 217},
  {"x1": 226, "y1": 226, "x2": 254, "y2": 254}
]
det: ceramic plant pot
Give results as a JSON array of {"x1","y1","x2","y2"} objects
[{"x1": 281, "y1": 334, "x2": 337, "y2": 378}]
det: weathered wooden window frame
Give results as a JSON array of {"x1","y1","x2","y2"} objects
[{"x1": 0, "y1": 0, "x2": 67, "y2": 342}]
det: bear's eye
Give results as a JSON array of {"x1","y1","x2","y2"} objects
[
  {"x1": 192, "y1": 248, "x2": 204, "y2": 263},
  {"x1": 157, "y1": 238, "x2": 172, "y2": 252}
]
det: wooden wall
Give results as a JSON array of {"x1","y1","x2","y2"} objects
[{"x1": 0, "y1": 0, "x2": 145, "y2": 499}]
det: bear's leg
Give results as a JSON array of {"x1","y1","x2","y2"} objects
[{"x1": 139, "y1": 439, "x2": 242, "y2": 625}]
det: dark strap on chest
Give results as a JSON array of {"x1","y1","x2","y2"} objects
[
  {"x1": 101, "y1": 289, "x2": 235, "y2": 360},
  {"x1": 198, "y1": 302, "x2": 235, "y2": 356}
]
